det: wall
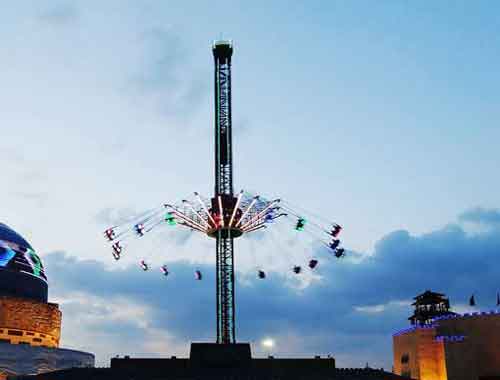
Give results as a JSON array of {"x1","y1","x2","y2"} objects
[
  {"x1": 394, "y1": 312, "x2": 500, "y2": 380},
  {"x1": 437, "y1": 312, "x2": 500, "y2": 380},
  {"x1": 416, "y1": 328, "x2": 446, "y2": 380},
  {"x1": 0, "y1": 296, "x2": 61, "y2": 348},
  {"x1": 0, "y1": 344, "x2": 94, "y2": 379},
  {"x1": 393, "y1": 329, "x2": 419, "y2": 378},
  {"x1": 393, "y1": 326, "x2": 447, "y2": 380}
]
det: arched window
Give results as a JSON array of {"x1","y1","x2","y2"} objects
[{"x1": 401, "y1": 353, "x2": 410, "y2": 364}]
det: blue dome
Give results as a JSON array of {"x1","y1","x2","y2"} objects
[
  {"x1": 0, "y1": 223, "x2": 33, "y2": 250},
  {"x1": 0, "y1": 223, "x2": 47, "y2": 302}
]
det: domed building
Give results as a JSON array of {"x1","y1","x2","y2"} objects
[{"x1": 0, "y1": 223, "x2": 94, "y2": 379}]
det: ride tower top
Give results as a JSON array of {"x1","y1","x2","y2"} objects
[{"x1": 212, "y1": 40, "x2": 233, "y2": 61}]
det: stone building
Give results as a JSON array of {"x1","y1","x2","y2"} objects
[
  {"x1": 393, "y1": 290, "x2": 500, "y2": 380},
  {"x1": 0, "y1": 223, "x2": 94, "y2": 379}
]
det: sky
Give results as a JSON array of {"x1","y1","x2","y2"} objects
[{"x1": 1, "y1": 0, "x2": 499, "y2": 370}]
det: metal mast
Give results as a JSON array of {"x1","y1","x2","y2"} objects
[{"x1": 212, "y1": 40, "x2": 235, "y2": 344}]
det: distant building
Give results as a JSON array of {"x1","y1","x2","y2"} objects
[
  {"x1": 0, "y1": 223, "x2": 94, "y2": 379},
  {"x1": 393, "y1": 290, "x2": 500, "y2": 380}
]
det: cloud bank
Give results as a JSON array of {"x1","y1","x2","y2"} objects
[{"x1": 45, "y1": 208, "x2": 500, "y2": 369}]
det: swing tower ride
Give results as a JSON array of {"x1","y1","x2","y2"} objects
[{"x1": 104, "y1": 41, "x2": 345, "y2": 348}]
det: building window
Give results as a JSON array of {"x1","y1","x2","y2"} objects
[
  {"x1": 40, "y1": 334, "x2": 46, "y2": 338},
  {"x1": 401, "y1": 353, "x2": 410, "y2": 364},
  {"x1": 8, "y1": 330, "x2": 23, "y2": 336},
  {"x1": 26, "y1": 332, "x2": 34, "y2": 336},
  {"x1": 33, "y1": 338, "x2": 42, "y2": 343}
]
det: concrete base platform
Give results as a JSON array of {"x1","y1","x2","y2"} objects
[{"x1": 189, "y1": 342, "x2": 252, "y2": 367}]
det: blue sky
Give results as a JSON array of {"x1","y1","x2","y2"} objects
[{"x1": 1, "y1": 0, "x2": 499, "y2": 369}]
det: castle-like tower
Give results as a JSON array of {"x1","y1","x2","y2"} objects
[
  {"x1": 0, "y1": 223, "x2": 61, "y2": 347},
  {"x1": 0, "y1": 223, "x2": 93, "y2": 379},
  {"x1": 394, "y1": 290, "x2": 500, "y2": 380},
  {"x1": 408, "y1": 290, "x2": 455, "y2": 326}
]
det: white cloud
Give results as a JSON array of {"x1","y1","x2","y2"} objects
[
  {"x1": 354, "y1": 304, "x2": 385, "y2": 314},
  {"x1": 354, "y1": 300, "x2": 408, "y2": 314},
  {"x1": 55, "y1": 291, "x2": 187, "y2": 366}
]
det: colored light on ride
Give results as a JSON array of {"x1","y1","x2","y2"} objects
[
  {"x1": 183, "y1": 200, "x2": 210, "y2": 228},
  {"x1": 0, "y1": 236, "x2": 47, "y2": 281},
  {"x1": 435, "y1": 335, "x2": 466, "y2": 342},
  {"x1": 194, "y1": 192, "x2": 217, "y2": 226},
  {"x1": 165, "y1": 212, "x2": 177, "y2": 225},
  {"x1": 0, "y1": 242, "x2": 16, "y2": 267},
  {"x1": 236, "y1": 196, "x2": 259, "y2": 227},
  {"x1": 217, "y1": 196, "x2": 224, "y2": 227},
  {"x1": 295, "y1": 217, "x2": 306, "y2": 231},
  {"x1": 27, "y1": 249, "x2": 42, "y2": 276},
  {"x1": 229, "y1": 190, "x2": 244, "y2": 227},
  {"x1": 240, "y1": 199, "x2": 280, "y2": 230}
]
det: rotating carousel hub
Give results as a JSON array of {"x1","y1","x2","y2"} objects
[{"x1": 207, "y1": 195, "x2": 244, "y2": 239}]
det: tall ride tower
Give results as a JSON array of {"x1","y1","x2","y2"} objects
[
  {"x1": 212, "y1": 40, "x2": 236, "y2": 344},
  {"x1": 104, "y1": 40, "x2": 345, "y2": 351}
]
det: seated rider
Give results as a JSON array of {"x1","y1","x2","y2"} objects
[
  {"x1": 161, "y1": 265, "x2": 169, "y2": 276},
  {"x1": 105, "y1": 228, "x2": 116, "y2": 241},
  {"x1": 308, "y1": 259, "x2": 318, "y2": 269},
  {"x1": 331, "y1": 224, "x2": 342, "y2": 237},
  {"x1": 334, "y1": 248, "x2": 345, "y2": 258},
  {"x1": 329, "y1": 239, "x2": 340, "y2": 250},
  {"x1": 195, "y1": 270, "x2": 203, "y2": 280}
]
